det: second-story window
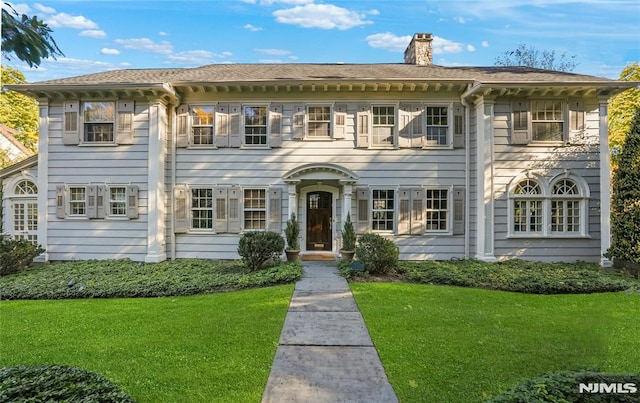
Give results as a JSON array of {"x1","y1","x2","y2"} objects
[
  {"x1": 532, "y1": 100, "x2": 563, "y2": 142},
  {"x1": 307, "y1": 106, "x2": 331, "y2": 137},
  {"x1": 244, "y1": 106, "x2": 268, "y2": 146},
  {"x1": 191, "y1": 106, "x2": 214, "y2": 145},
  {"x1": 425, "y1": 106, "x2": 448, "y2": 146},
  {"x1": 372, "y1": 106, "x2": 395, "y2": 147},
  {"x1": 84, "y1": 102, "x2": 114, "y2": 143}
]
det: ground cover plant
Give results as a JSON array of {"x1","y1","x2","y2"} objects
[
  {"x1": 351, "y1": 283, "x2": 640, "y2": 403},
  {"x1": 0, "y1": 285, "x2": 294, "y2": 402},
  {"x1": 0, "y1": 258, "x2": 301, "y2": 300}
]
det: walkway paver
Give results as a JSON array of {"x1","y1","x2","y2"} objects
[{"x1": 262, "y1": 261, "x2": 398, "y2": 403}]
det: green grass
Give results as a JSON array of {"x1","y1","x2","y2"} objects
[
  {"x1": 0, "y1": 285, "x2": 294, "y2": 402},
  {"x1": 351, "y1": 283, "x2": 640, "y2": 403}
]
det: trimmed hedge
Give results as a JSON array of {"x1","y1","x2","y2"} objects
[
  {"x1": 0, "y1": 258, "x2": 302, "y2": 300},
  {"x1": 237, "y1": 231, "x2": 285, "y2": 271},
  {"x1": 0, "y1": 365, "x2": 134, "y2": 402},
  {"x1": 355, "y1": 233, "x2": 399, "y2": 274},
  {"x1": 397, "y1": 259, "x2": 637, "y2": 294},
  {"x1": 487, "y1": 370, "x2": 640, "y2": 402}
]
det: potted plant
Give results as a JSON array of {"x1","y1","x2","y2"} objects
[
  {"x1": 284, "y1": 212, "x2": 300, "y2": 262},
  {"x1": 340, "y1": 212, "x2": 356, "y2": 262}
]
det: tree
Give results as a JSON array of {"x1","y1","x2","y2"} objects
[
  {"x1": 494, "y1": 43, "x2": 578, "y2": 72},
  {"x1": 1, "y1": 2, "x2": 63, "y2": 67},
  {"x1": 608, "y1": 63, "x2": 640, "y2": 167},
  {"x1": 607, "y1": 110, "x2": 640, "y2": 265},
  {"x1": 0, "y1": 66, "x2": 39, "y2": 151}
]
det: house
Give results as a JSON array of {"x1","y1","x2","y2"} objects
[
  {"x1": 3, "y1": 33, "x2": 636, "y2": 265},
  {"x1": 0, "y1": 124, "x2": 34, "y2": 167}
]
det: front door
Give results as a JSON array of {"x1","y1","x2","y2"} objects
[
  {"x1": 13, "y1": 200, "x2": 38, "y2": 244},
  {"x1": 306, "y1": 191, "x2": 332, "y2": 251}
]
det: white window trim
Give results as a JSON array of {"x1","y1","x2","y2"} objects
[
  {"x1": 241, "y1": 187, "x2": 268, "y2": 232},
  {"x1": 242, "y1": 104, "x2": 270, "y2": 148},
  {"x1": 186, "y1": 185, "x2": 216, "y2": 233},
  {"x1": 67, "y1": 185, "x2": 88, "y2": 218},
  {"x1": 369, "y1": 104, "x2": 398, "y2": 149},
  {"x1": 512, "y1": 99, "x2": 569, "y2": 146},
  {"x1": 305, "y1": 104, "x2": 333, "y2": 140},
  {"x1": 80, "y1": 101, "x2": 116, "y2": 145},
  {"x1": 422, "y1": 185, "x2": 453, "y2": 234},
  {"x1": 370, "y1": 187, "x2": 397, "y2": 233},
  {"x1": 422, "y1": 102, "x2": 454, "y2": 149},
  {"x1": 107, "y1": 185, "x2": 129, "y2": 219},
  {"x1": 189, "y1": 104, "x2": 217, "y2": 148}
]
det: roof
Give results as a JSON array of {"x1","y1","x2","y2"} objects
[
  {"x1": 0, "y1": 125, "x2": 32, "y2": 156},
  {"x1": 0, "y1": 154, "x2": 38, "y2": 179}
]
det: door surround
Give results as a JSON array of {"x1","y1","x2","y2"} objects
[{"x1": 299, "y1": 184, "x2": 338, "y2": 253}]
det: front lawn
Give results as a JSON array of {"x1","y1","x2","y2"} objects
[
  {"x1": 351, "y1": 283, "x2": 640, "y2": 403},
  {"x1": 0, "y1": 285, "x2": 293, "y2": 402}
]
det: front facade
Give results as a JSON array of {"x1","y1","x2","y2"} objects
[{"x1": 3, "y1": 34, "x2": 635, "y2": 265}]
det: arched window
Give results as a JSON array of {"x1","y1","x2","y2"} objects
[
  {"x1": 512, "y1": 179, "x2": 543, "y2": 234},
  {"x1": 550, "y1": 179, "x2": 582, "y2": 234},
  {"x1": 15, "y1": 180, "x2": 37, "y2": 195}
]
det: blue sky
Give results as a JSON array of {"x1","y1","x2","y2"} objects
[{"x1": 3, "y1": 0, "x2": 639, "y2": 82}]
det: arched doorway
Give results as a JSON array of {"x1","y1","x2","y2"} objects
[
  {"x1": 306, "y1": 191, "x2": 332, "y2": 251},
  {"x1": 9, "y1": 179, "x2": 38, "y2": 244}
]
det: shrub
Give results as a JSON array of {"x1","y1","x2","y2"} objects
[
  {"x1": 487, "y1": 370, "x2": 640, "y2": 402},
  {"x1": 0, "y1": 235, "x2": 44, "y2": 276},
  {"x1": 355, "y1": 233, "x2": 398, "y2": 274},
  {"x1": 341, "y1": 213, "x2": 356, "y2": 251},
  {"x1": 0, "y1": 365, "x2": 134, "y2": 402},
  {"x1": 284, "y1": 213, "x2": 300, "y2": 251},
  {"x1": 238, "y1": 231, "x2": 285, "y2": 271}
]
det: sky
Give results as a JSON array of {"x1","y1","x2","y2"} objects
[{"x1": 2, "y1": 0, "x2": 639, "y2": 83}]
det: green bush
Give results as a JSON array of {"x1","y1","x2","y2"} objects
[
  {"x1": 398, "y1": 259, "x2": 636, "y2": 294},
  {"x1": 487, "y1": 370, "x2": 640, "y2": 402},
  {"x1": 0, "y1": 365, "x2": 134, "y2": 402},
  {"x1": 0, "y1": 235, "x2": 44, "y2": 276},
  {"x1": 284, "y1": 213, "x2": 300, "y2": 251},
  {"x1": 237, "y1": 231, "x2": 285, "y2": 271},
  {"x1": 341, "y1": 213, "x2": 356, "y2": 251},
  {"x1": 355, "y1": 233, "x2": 398, "y2": 274}
]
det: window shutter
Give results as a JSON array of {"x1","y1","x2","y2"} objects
[
  {"x1": 269, "y1": 104, "x2": 283, "y2": 147},
  {"x1": 398, "y1": 105, "x2": 412, "y2": 148},
  {"x1": 355, "y1": 187, "x2": 370, "y2": 233},
  {"x1": 56, "y1": 185, "x2": 66, "y2": 219},
  {"x1": 569, "y1": 100, "x2": 585, "y2": 131},
  {"x1": 453, "y1": 103, "x2": 465, "y2": 149},
  {"x1": 86, "y1": 185, "x2": 98, "y2": 219},
  {"x1": 356, "y1": 105, "x2": 371, "y2": 148},
  {"x1": 215, "y1": 104, "x2": 230, "y2": 148},
  {"x1": 228, "y1": 186, "x2": 241, "y2": 233},
  {"x1": 411, "y1": 105, "x2": 424, "y2": 148},
  {"x1": 176, "y1": 105, "x2": 189, "y2": 148},
  {"x1": 269, "y1": 187, "x2": 282, "y2": 233},
  {"x1": 292, "y1": 105, "x2": 305, "y2": 140},
  {"x1": 397, "y1": 188, "x2": 411, "y2": 235},
  {"x1": 116, "y1": 101, "x2": 135, "y2": 145},
  {"x1": 97, "y1": 185, "x2": 107, "y2": 219},
  {"x1": 511, "y1": 100, "x2": 531, "y2": 145},
  {"x1": 127, "y1": 185, "x2": 139, "y2": 219},
  {"x1": 215, "y1": 187, "x2": 228, "y2": 233},
  {"x1": 229, "y1": 104, "x2": 242, "y2": 148},
  {"x1": 411, "y1": 189, "x2": 425, "y2": 234},
  {"x1": 333, "y1": 104, "x2": 347, "y2": 139},
  {"x1": 174, "y1": 185, "x2": 189, "y2": 233},
  {"x1": 453, "y1": 186, "x2": 465, "y2": 235},
  {"x1": 63, "y1": 101, "x2": 80, "y2": 145}
]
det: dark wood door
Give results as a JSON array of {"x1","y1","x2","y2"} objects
[{"x1": 306, "y1": 191, "x2": 332, "y2": 251}]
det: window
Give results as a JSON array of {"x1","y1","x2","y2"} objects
[
  {"x1": 551, "y1": 179, "x2": 581, "y2": 233},
  {"x1": 425, "y1": 106, "x2": 448, "y2": 146},
  {"x1": 372, "y1": 106, "x2": 395, "y2": 146},
  {"x1": 307, "y1": 106, "x2": 331, "y2": 137},
  {"x1": 109, "y1": 187, "x2": 127, "y2": 216},
  {"x1": 372, "y1": 189, "x2": 394, "y2": 231},
  {"x1": 15, "y1": 180, "x2": 37, "y2": 195},
  {"x1": 532, "y1": 100, "x2": 563, "y2": 142},
  {"x1": 244, "y1": 189, "x2": 266, "y2": 230},
  {"x1": 512, "y1": 179, "x2": 543, "y2": 234},
  {"x1": 84, "y1": 102, "x2": 114, "y2": 142},
  {"x1": 191, "y1": 188, "x2": 213, "y2": 229},
  {"x1": 191, "y1": 106, "x2": 214, "y2": 145},
  {"x1": 69, "y1": 187, "x2": 87, "y2": 216},
  {"x1": 244, "y1": 106, "x2": 267, "y2": 146},
  {"x1": 425, "y1": 189, "x2": 448, "y2": 231}
]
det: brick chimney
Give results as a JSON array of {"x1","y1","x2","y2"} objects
[{"x1": 404, "y1": 33, "x2": 433, "y2": 65}]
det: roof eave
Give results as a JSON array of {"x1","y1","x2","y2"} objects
[{"x1": 5, "y1": 83, "x2": 179, "y2": 103}]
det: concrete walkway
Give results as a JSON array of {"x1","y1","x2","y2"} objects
[{"x1": 262, "y1": 261, "x2": 398, "y2": 403}]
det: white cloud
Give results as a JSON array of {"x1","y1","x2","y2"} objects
[
  {"x1": 166, "y1": 50, "x2": 233, "y2": 65},
  {"x1": 80, "y1": 30, "x2": 107, "y2": 39},
  {"x1": 482, "y1": 41, "x2": 489, "y2": 47},
  {"x1": 366, "y1": 32, "x2": 412, "y2": 53},
  {"x1": 33, "y1": 3, "x2": 56, "y2": 14},
  {"x1": 3, "y1": 3, "x2": 31, "y2": 14},
  {"x1": 432, "y1": 36, "x2": 464, "y2": 54},
  {"x1": 244, "y1": 24, "x2": 264, "y2": 31},
  {"x1": 46, "y1": 12, "x2": 98, "y2": 29},
  {"x1": 115, "y1": 38, "x2": 173, "y2": 55},
  {"x1": 467, "y1": 44, "x2": 476, "y2": 52},
  {"x1": 100, "y1": 48, "x2": 120, "y2": 55},
  {"x1": 273, "y1": 4, "x2": 374, "y2": 30},
  {"x1": 159, "y1": 32, "x2": 169, "y2": 36},
  {"x1": 260, "y1": 0, "x2": 313, "y2": 4},
  {"x1": 255, "y1": 48, "x2": 292, "y2": 56},
  {"x1": 454, "y1": 16, "x2": 466, "y2": 24}
]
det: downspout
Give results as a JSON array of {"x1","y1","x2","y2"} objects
[
  {"x1": 460, "y1": 89, "x2": 471, "y2": 259},
  {"x1": 170, "y1": 102, "x2": 178, "y2": 260}
]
